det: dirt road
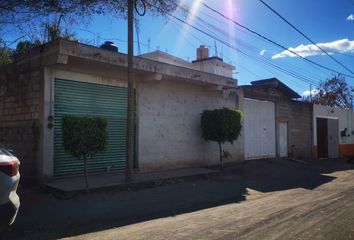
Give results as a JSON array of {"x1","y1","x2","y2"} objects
[{"x1": 3, "y1": 159, "x2": 354, "y2": 240}]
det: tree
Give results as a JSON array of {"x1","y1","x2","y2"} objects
[
  {"x1": 201, "y1": 108, "x2": 243, "y2": 171},
  {"x1": 304, "y1": 75, "x2": 354, "y2": 109},
  {"x1": 13, "y1": 40, "x2": 42, "y2": 55},
  {"x1": 62, "y1": 115, "x2": 107, "y2": 193},
  {"x1": 0, "y1": 0, "x2": 176, "y2": 31},
  {"x1": 0, "y1": 39, "x2": 12, "y2": 65}
]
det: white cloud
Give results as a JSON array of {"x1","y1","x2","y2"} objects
[
  {"x1": 259, "y1": 49, "x2": 266, "y2": 56},
  {"x1": 272, "y1": 38, "x2": 354, "y2": 59},
  {"x1": 347, "y1": 14, "x2": 354, "y2": 21},
  {"x1": 302, "y1": 89, "x2": 320, "y2": 97}
]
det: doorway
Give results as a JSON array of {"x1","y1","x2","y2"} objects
[
  {"x1": 278, "y1": 122, "x2": 288, "y2": 158},
  {"x1": 316, "y1": 117, "x2": 339, "y2": 158}
]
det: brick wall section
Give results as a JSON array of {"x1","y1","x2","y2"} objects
[
  {"x1": 243, "y1": 87, "x2": 312, "y2": 160},
  {"x1": 0, "y1": 60, "x2": 42, "y2": 183}
]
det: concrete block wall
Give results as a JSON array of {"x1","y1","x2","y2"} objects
[
  {"x1": 278, "y1": 101, "x2": 312, "y2": 159},
  {"x1": 137, "y1": 80, "x2": 243, "y2": 171},
  {"x1": 0, "y1": 62, "x2": 42, "y2": 182}
]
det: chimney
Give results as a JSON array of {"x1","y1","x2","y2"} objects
[{"x1": 196, "y1": 45, "x2": 209, "y2": 60}]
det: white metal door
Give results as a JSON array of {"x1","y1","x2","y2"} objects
[
  {"x1": 244, "y1": 98, "x2": 276, "y2": 160},
  {"x1": 327, "y1": 118, "x2": 339, "y2": 158},
  {"x1": 278, "y1": 122, "x2": 288, "y2": 158}
]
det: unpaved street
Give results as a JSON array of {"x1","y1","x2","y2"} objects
[{"x1": 3, "y1": 159, "x2": 354, "y2": 240}]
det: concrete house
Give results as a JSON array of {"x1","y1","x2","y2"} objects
[
  {"x1": 313, "y1": 104, "x2": 354, "y2": 158},
  {"x1": 0, "y1": 40, "x2": 243, "y2": 183},
  {"x1": 237, "y1": 78, "x2": 313, "y2": 161}
]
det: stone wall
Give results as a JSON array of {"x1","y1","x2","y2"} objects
[{"x1": 0, "y1": 61, "x2": 42, "y2": 182}]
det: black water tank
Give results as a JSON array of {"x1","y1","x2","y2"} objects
[{"x1": 100, "y1": 41, "x2": 118, "y2": 52}]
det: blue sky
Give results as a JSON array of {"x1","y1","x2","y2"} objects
[{"x1": 6, "y1": 0, "x2": 354, "y2": 96}]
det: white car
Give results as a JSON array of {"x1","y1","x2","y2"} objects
[{"x1": 0, "y1": 146, "x2": 20, "y2": 232}]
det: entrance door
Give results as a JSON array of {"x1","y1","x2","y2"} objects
[
  {"x1": 317, "y1": 118, "x2": 328, "y2": 158},
  {"x1": 278, "y1": 122, "x2": 288, "y2": 158},
  {"x1": 54, "y1": 79, "x2": 128, "y2": 177},
  {"x1": 244, "y1": 98, "x2": 276, "y2": 159},
  {"x1": 327, "y1": 118, "x2": 339, "y2": 158}
]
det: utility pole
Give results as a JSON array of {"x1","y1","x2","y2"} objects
[
  {"x1": 126, "y1": 0, "x2": 134, "y2": 181},
  {"x1": 310, "y1": 84, "x2": 312, "y2": 102}
]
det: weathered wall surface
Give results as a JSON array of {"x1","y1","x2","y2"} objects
[
  {"x1": 137, "y1": 80, "x2": 243, "y2": 171},
  {"x1": 242, "y1": 87, "x2": 312, "y2": 160},
  {"x1": 0, "y1": 61, "x2": 42, "y2": 182},
  {"x1": 243, "y1": 98, "x2": 276, "y2": 159},
  {"x1": 278, "y1": 100, "x2": 312, "y2": 159},
  {"x1": 313, "y1": 105, "x2": 354, "y2": 158}
]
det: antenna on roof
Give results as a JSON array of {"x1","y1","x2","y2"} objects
[
  {"x1": 147, "y1": 37, "x2": 151, "y2": 52},
  {"x1": 214, "y1": 41, "x2": 218, "y2": 57}
]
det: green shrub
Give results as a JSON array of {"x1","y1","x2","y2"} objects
[
  {"x1": 201, "y1": 108, "x2": 242, "y2": 171},
  {"x1": 62, "y1": 115, "x2": 107, "y2": 192}
]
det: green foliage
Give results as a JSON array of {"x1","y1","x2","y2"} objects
[
  {"x1": 0, "y1": 39, "x2": 12, "y2": 65},
  {"x1": 14, "y1": 40, "x2": 42, "y2": 55},
  {"x1": 201, "y1": 108, "x2": 243, "y2": 144},
  {"x1": 62, "y1": 115, "x2": 107, "y2": 160},
  {"x1": 303, "y1": 74, "x2": 353, "y2": 109}
]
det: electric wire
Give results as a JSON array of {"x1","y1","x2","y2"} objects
[
  {"x1": 171, "y1": 6, "x2": 321, "y2": 86},
  {"x1": 201, "y1": 2, "x2": 354, "y2": 79},
  {"x1": 168, "y1": 13, "x2": 320, "y2": 87},
  {"x1": 257, "y1": 0, "x2": 354, "y2": 75}
]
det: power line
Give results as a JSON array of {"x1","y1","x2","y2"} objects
[
  {"x1": 150, "y1": 1, "x2": 322, "y2": 87},
  {"x1": 257, "y1": 0, "x2": 354, "y2": 75},
  {"x1": 167, "y1": 13, "x2": 320, "y2": 87},
  {"x1": 178, "y1": 6, "x2": 327, "y2": 83},
  {"x1": 201, "y1": 2, "x2": 354, "y2": 79}
]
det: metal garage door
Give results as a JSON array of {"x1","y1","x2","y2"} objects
[
  {"x1": 54, "y1": 79, "x2": 127, "y2": 177},
  {"x1": 244, "y1": 98, "x2": 276, "y2": 160}
]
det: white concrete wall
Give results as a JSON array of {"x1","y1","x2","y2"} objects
[
  {"x1": 140, "y1": 51, "x2": 234, "y2": 78},
  {"x1": 243, "y1": 98, "x2": 276, "y2": 159},
  {"x1": 313, "y1": 104, "x2": 354, "y2": 145},
  {"x1": 137, "y1": 80, "x2": 243, "y2": 171},
  {"x1": 191, "y1": 59, "x2": 234, "y2": 78}
]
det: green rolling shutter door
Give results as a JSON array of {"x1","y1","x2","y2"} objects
[{"x1": 54, "y1": 79, "x2": 127, "y2": 177}]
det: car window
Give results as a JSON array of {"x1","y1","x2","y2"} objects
[{"x1": 0, "y1": 147, "x2": 13, "y2": 156}]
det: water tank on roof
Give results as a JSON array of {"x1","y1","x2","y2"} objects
[{"x1": 100, "y1": 41, "x2": 118, "y2": 52}]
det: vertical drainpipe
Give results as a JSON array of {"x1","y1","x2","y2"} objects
[
  {"x1": 274, "y1": 100, "x2": 278, "y2": 159},
  {"x1": 310, "y1": 102, "x2": 314, "y2": 160}
]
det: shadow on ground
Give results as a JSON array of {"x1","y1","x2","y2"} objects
[{"x1": 2, "y1": 158, "x2": 353, "y2": 240}]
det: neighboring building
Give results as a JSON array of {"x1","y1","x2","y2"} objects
[
  {"x1": 0, "y1": 39, "x2": 243, "y2": 182},
  {"x1": 237, "y1": 78, "x2": 313, "y2": 160},
  {"x1": 313, "y1": 104, "x2": 354, "y2": 158}
]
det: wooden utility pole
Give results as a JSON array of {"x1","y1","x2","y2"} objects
[{"x1": 126, "y1": 0, "x2": 134, "y2": 181}]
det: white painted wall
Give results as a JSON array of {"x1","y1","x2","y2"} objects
[
  {"x1": 140, "y1": 51, "x2": 235, "y2": 78},
  {"x1": 313, "y1": 104, "x2": 354, "y2": 145},
  {"x1": 137, "y1": 80, "x2": 243, "y2": 171},
  {"x1": 243, "y1": 98, "x2": 276, "y2": 159},
  {"x1": 42, "y1": 64, "x2": 242, "y2": 176}
]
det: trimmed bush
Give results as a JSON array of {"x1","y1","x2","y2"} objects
[
  {"x1": 201, "y1": 108, "x2": 242, "y2": 171},
  {"x1": 62, "y1": 115, "x2": 107, "y2": 192}
]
